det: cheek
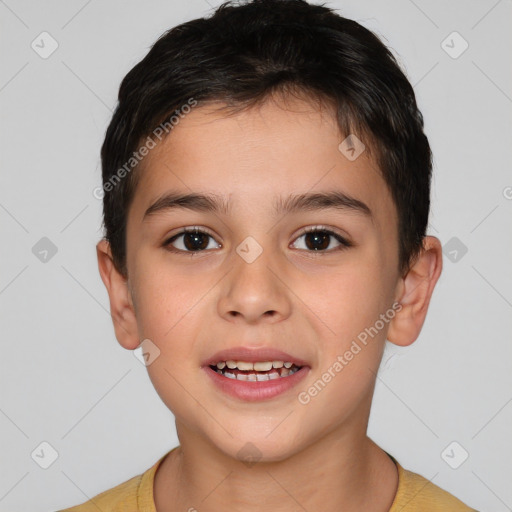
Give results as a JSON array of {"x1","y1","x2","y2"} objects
[
  {"x1": 294, "y1": 265, "x2": 390, "y2": 428},
  {"x1": 131, "y1": 263, "x2": 209, "y2": 421},
  {"x1": 131, "y1": 258, "x2": 207, "y2": 343},
  {"x1": 308, "y1": 261, "x2": 389, "y2": 341}
]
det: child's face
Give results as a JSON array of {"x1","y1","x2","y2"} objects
[{"x1": 122, "y1": 95, "x2": 404, "y2": 460}]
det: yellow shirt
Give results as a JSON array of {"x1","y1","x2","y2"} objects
[{"x1": 57, "y1": 449, "x2": 478, "y2": 511}]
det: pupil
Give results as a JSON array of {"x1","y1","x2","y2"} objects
[{"x1": 306, "y1": 231, "x2": 329, "y2": 251}]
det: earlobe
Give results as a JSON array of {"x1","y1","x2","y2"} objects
[
  {"x1": 96, "y1": 239, "x2": 140, "y2": 350},
  {"x1": 387, "y1": 236, "x2": 443, "y2": 347}
]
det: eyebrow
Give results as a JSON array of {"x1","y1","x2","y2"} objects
[{"x1": 143, "y1": 190, "x2": 372, "y2": 221}]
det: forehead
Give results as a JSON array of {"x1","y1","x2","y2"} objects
[{"x1": 128, "y1": 96, "x2": 396, "y2": 228}]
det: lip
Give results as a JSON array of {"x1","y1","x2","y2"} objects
[
  {"x1": 202, "y1": 346, "x2": 309, "y2": 367},
  {"x1": 202, "y1": 346, "x2": 310, "y2": 402},
  {"x1": 204, "y1": 365, "x2": 310, "y2": 401}
]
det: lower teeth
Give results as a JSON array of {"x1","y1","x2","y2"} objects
[{"x1": 213, "y1": 366, "x2": 300, "y2": 381}]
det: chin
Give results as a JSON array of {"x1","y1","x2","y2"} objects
[{"x1": 205, "y1": 424, "x2": 306, "y2": 465}]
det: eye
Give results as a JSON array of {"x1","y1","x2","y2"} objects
[
  {"x1": 164, "y1": 227, "x2": 221, "y2": 253},
  {"x1": 163, "y1": 226, "x2": 352, "y2": 254},
  {"x1": 291, "y1": 226, "x2": 352, "y2": 252}
]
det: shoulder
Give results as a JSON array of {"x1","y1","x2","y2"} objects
[
  {"x1": 56, "y1": 473, "x2": 142, "y2": 512},
  {"x1": 56, "y1": 452, "x2": 168, "y2": 512},
  {"x1": 389, "y1": 459, "x2": 478, "y2": 512}
]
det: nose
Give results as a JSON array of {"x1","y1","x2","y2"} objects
[{"x1": 217, "y1": 242, "x2": 292, "y2": 325}]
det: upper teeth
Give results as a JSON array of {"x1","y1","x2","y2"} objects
[{"x1": 216, "y1": 360, "x2": 295, "y2": 371}]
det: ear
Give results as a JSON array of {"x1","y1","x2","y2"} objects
[
  {"x1": 387, "y1": 236, "x2": 443, "y2": 347},
  {"x1": 96, "y1": 239, "x2": 140, "y2": 350}
]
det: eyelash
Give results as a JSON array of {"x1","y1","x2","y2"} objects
[{"x1": 163, "y1": 225, "x2": 353, "y2": 255}]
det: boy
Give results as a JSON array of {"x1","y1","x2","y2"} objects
[{"x1": 59, "y1": 0, "x2": 478, "y2": 510}]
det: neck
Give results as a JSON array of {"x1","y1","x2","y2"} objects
[{"x1": 154, "y1": 423, "x2": 398, "y2": 512}]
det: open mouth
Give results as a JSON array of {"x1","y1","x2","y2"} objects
[{"x1": 209, "y1": 360, "x2": 302, "y2": 381}]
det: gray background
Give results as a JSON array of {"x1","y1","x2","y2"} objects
[{"x1": 1, "y1": 0, "x2": 511, "y2": 510}]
